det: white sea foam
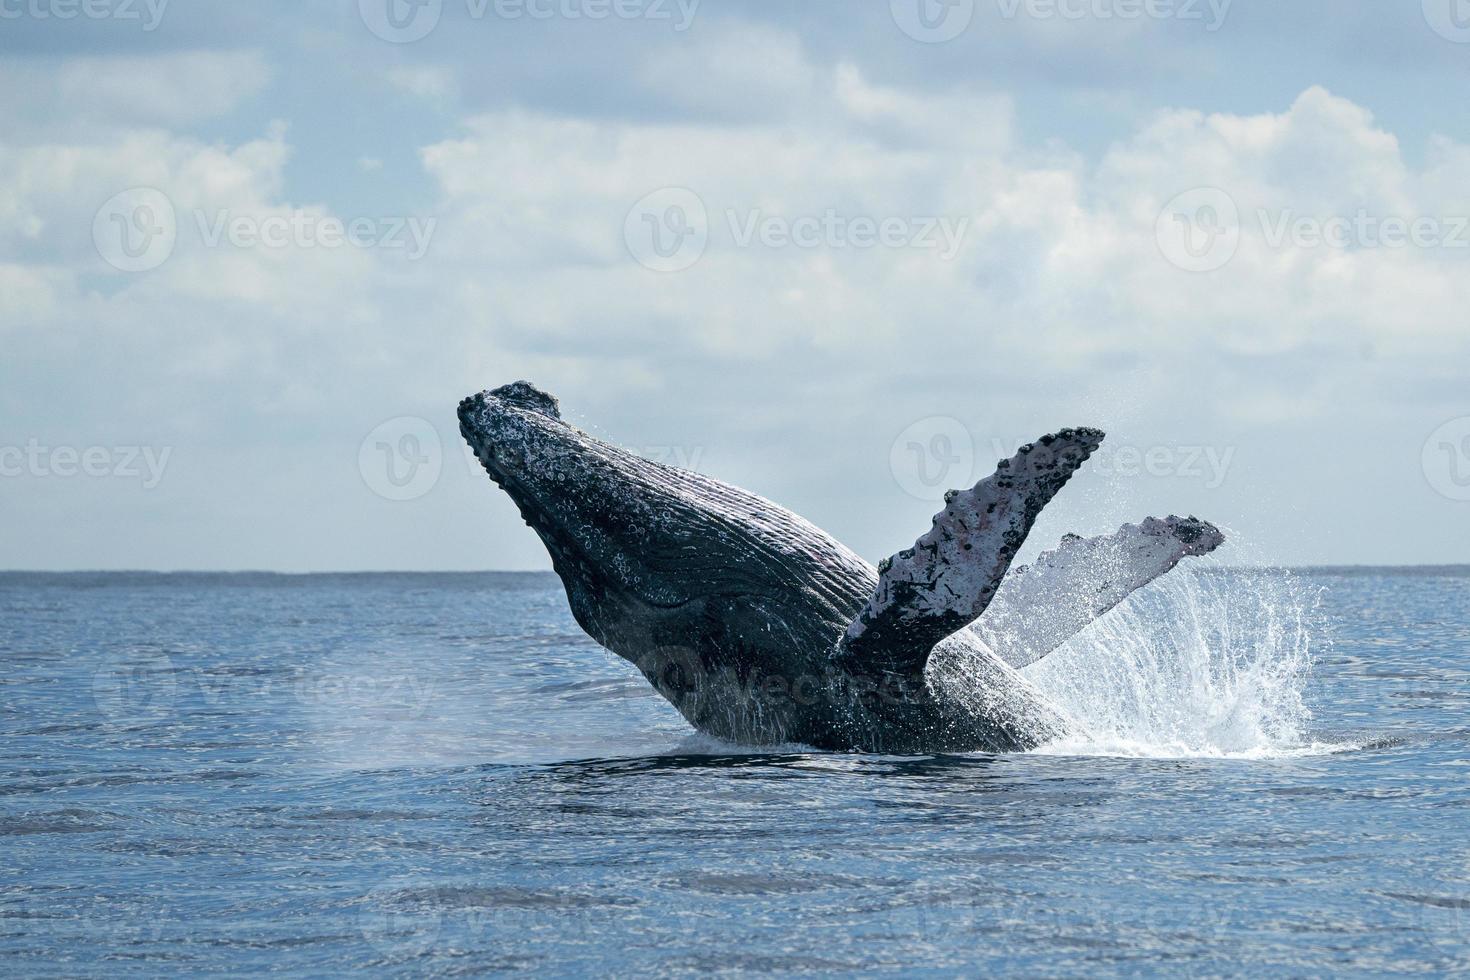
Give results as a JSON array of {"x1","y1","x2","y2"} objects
[{"x1": 1024, "y1": 566, "x2": 1332, "y2": 760}]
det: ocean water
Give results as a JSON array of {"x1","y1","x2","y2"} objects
[{"x1": 2, "y1": 568, "x2": 1467, "y2": 976}]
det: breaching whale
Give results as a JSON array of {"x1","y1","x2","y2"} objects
[{"x1": 459, "y1": 381, "x2": 1223, "y2": 754}]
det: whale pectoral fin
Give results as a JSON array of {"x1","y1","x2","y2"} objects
[
  {"x1": 970, "y1": 515, "x2": 1226, "y2": 668},
  {"x1": 835, "y1": 427, "x2": 1104, "y2": 678}
]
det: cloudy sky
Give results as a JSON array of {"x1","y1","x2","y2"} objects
[{"x1": 3, "y1": 0, "x2": 1468, "y2": 570}]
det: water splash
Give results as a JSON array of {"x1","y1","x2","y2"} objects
[{"x1": 1024, "y1": 567, "x2": 1330, "y2": 759}]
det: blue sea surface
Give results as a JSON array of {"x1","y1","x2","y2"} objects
[{"x1": 2, "y1": 569, "x2": 1467, "y2": 976}]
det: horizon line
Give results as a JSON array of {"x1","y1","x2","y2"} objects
[{"x1": 2, "y1": 564, "x2": 1468, "y2": 576}]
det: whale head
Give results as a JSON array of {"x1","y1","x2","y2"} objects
[
  {"x1": 458, "y1": 382, "x2": 620, "y2": 612},
  {"x1": 458, "y1": 382, "x2": 866, "y2": 666}
]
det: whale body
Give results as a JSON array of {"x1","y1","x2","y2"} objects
[{"x1": 458, "y1": 381, "x2": 1222, "y2": 754}]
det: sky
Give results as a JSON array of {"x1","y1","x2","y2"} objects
[{"x1": 2, "y1": 0, "x2": 1468, "y2": 571}]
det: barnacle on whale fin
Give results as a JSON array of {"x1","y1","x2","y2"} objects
[{"x1": 837, "y1": 427, "x2": 1103, "y2": 678}]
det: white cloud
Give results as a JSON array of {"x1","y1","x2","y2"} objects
[
  {"x1": 386, "y1": 65, "x2": 458, "y2": 103},
  {"x1": 0, "y1": 124, "x2": 290, "y2": 263},
  {"x1": 831, "y1": 62, "x2": 1014, "y2": 152},
  {"x1": 1073, "y1": 87, "x2": 1470, "y2": 359},
  {"x1": 4, "y1": 29, "x2": 1469, "y2": 568},
  {"x1": 417, "y1": 76, "x2": 1470, "y2": 391},
  {"x1": 634, "y1": 21, "x2": 818, "y2": 119},
  {"x1": 0, "y1": 51, "x2": 271, "y2": 133}
]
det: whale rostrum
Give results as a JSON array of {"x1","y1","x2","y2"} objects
[{"x1": 459, "y1": 381, "x2": 1224, "y2": 753}]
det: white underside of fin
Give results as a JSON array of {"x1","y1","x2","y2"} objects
[{"x1": 971, "y1": 515, "x2": 1225, "y2": 668}]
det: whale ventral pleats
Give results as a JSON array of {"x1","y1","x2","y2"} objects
[
  {"x1": 490, "y1": 381, "x2": 562, "y2": 421},
  {"x1": 458, "y1": 380, "x2": 1230, "y2": 753}
]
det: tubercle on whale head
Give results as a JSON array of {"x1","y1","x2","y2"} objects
[
  {"x1": 458, "y1": 380, "x2": 670, "y2": 642},
  {"x1": 457, "y1": 381, "x2": 571, "y2": 501},
  {"x1": 457, "y1": 381, "x2": 870, "y2": 687},
  {"x1": 465, "y1": 380, "x2": 561, "y2": 423},
  {"x1": 457, "y1": 380, "x2": 775, "y2": 624},
  {"x1": 457, "y1": 380, "x2": 616, "y2": 545}
]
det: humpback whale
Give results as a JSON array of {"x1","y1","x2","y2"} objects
[{"x1": 459, "y1": 381, "x2": 1223, "y2": 754}]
